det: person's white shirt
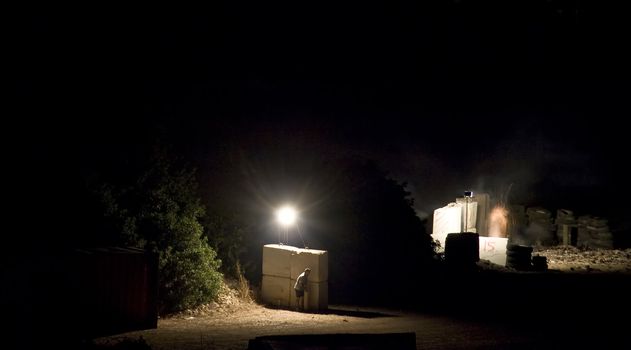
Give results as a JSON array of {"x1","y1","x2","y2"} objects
[{"x1": 294, "y1": 271, "x2": 308, "y2": 291}]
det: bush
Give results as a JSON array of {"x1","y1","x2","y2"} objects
[
  {"x1": 96, "y1": 146, "x2": 223, "y2": 314},
  {"x1": 159, "y1": 240, "x2": 223, "y2": 312}
]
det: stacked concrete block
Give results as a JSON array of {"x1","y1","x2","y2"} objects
[
  {"x1": 289, "y1": 248, "x2": 329, "y2": 311},
  {"x1": 587, "y1": 217, "x2": 613, "y2": 249},
  {"x1": 262, "y1": 244, "x2": 293, "y2": 278},
  {"x1": 432, "y1": 203, "x2": 462, "y2": 251},
  {"x1": 261, "y1": 244, "x2": 328, "y2": 311},
  {"x1": 555, "y1": 209, "x2": 578, "y2": 246},
  {"x1": 261, "y1": 275, "x2": 292, "y2": 308},
  {"x1": 577, "y1": 215, "x2": 592, "y2": 247},
  {"x1": 526, "y1": 207, "x2": 556, "y2": 246},
  {"x1": 290, "y1": 279, "x2": 328, "y2": 311},
  {"x1": 456, "y1": 197, "x2": 478, "y2": 233},
  {"x1": 289, "y1": 248, "x2": 328, "y2": 283},
  {"x1": 431, "y1": 197, "x2": 514, "y2": 267},
  {"x1": 576, "y1": 216, "x2": 614, "y2": 249},
  {"x1": 479, "y1": 236, "x2": 508, "y2": 266},
  {"x1": 261, "y1": 244, "x2": 294, "y2": 308},
  {"x1": 507, "y1": 205, "x2": 527, "y2": 242},
  {"x1": 473, "y1": 192, "x2": 491, "y2": 236}
]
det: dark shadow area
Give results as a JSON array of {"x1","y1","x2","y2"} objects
[
  {"x1": 322, "y1": 305, "x2": 397, "y2": 319},
  {"x1": 248, "y1": 332, "x2": 416, "y2": 350},
  {"x1": 409, "y1": 267, "x2": 631, "y2": 347},
  {"x1": 3, "y1": 249, "x2": 158, "y2": 349},
  {"x1": 417, "y1": 268, "x2": 631, "y2": 317}
]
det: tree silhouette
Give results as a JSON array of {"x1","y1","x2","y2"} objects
[{"x1": 312, "y1": 157, "x2": 436, "y2": 305}]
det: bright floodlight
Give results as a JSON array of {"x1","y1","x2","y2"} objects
[{"x1": 276, "y1": 206, "x2": 297, "y2": 227}]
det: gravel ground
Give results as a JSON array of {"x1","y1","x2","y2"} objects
[{"x1": 533, "y1": 246, "x2": 631, "y2": 273}]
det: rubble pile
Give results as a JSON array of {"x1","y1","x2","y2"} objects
[{"x1": 533, "y1": 246, "x2": 631, "y2": 273}]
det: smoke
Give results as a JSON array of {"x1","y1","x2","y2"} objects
[
  {"x1": 488, "y1": 205, "x2": 508, "y2": 238},
  {"x1": 524, "y1": 222, "x2": 554, "y2": 246}
]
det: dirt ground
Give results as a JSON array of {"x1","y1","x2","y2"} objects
[
  {"x1": 533, "y1": 246, "x2": 631, "y2": 273},
  {"x1": 96, "y1": 247, "x2": 631, "y2": 350},
  {"x1": 97, "y1": 301, "x2": 547, "y2": 350}
]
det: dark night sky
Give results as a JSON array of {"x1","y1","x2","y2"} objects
[{"x1": 10, "y1": 1, "x2": 631, "y2": 228}]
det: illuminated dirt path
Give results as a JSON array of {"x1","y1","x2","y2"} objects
[{"x1": 98, "y1": 303, "x2": 626, "y2": 349}]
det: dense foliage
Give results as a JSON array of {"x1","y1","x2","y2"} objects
[{"x1": 98, "y1": 149, "x2": 223, "y2": 314}]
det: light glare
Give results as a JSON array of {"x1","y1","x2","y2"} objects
[{"x1": 276, "y1": 206, "x2": 297, "y2": 226}]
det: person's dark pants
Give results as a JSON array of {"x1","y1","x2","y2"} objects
[{"x1": 295, "y1": 289, "x2": 305, "y2": 310}]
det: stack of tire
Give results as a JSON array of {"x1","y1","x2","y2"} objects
[
  {"x1": 445, "y1": 232, "x2": 479, "y2": 270},
  {"x1": 506, "y1": 244, "x2": 533, "y2": 271}
]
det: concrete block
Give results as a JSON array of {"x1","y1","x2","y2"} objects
[
  {"x1": 290, "y1": 279, "x2": 328, "y2": 311},
  {"x1": 262, "y1": 244, "x2": 295, "y2": 278},
  {"x1": 290, "y1": 248, "x2": 328, "y2": 283},
  {"x1": 432, "y1": 204, "x2": 462, "y2": 251},
  {"x1": 261, "y1": 275, "x2": 291, "y2": 308},
  {"x1": 456, "y1": 198, "x2": 478, "y2": 233},
  {"x1": 479, "y1": 236, "x2": 507, "y2": 266},
  {"x1": 474, "y1": 192, "x2": 490, "y2": 236}
]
